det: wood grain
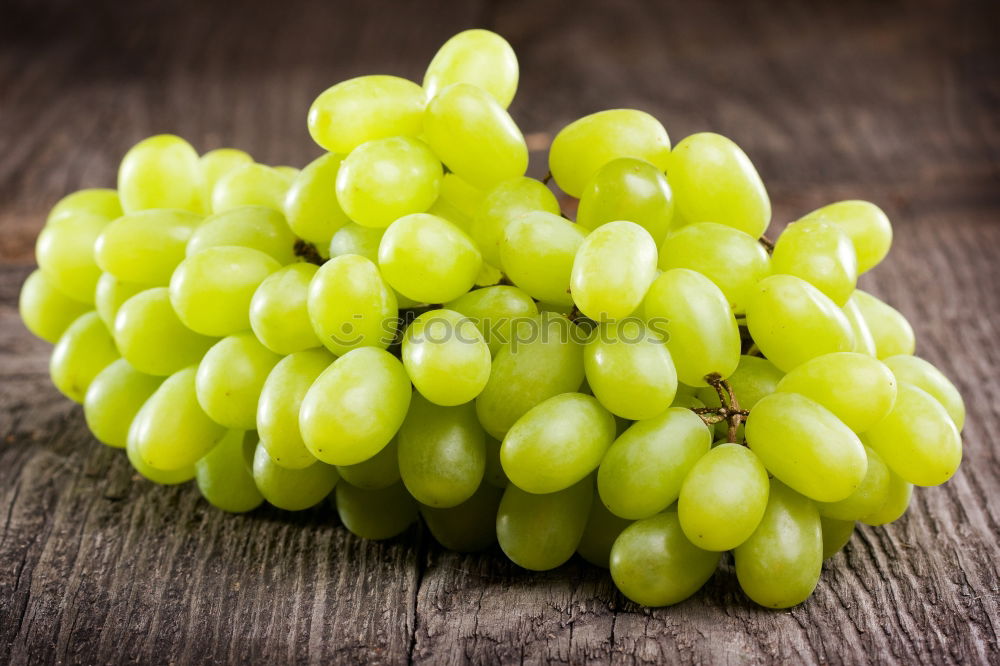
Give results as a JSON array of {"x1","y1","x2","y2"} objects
[{"x1": 1, "y1": 0, "x2": 998, "y2": 663}]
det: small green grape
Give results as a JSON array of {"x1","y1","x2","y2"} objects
[
  {"x1": 445, "y1": 285, "x2": 539, "y2": 355},
  {"x1": 501, "y1": 211, "x2": 586, "y2": 307},
  {"x1": 336, "y1": 438, "x2": 401, "y2": 490},
  {"x1": 250, "y1": 263, "x2": 322, "y2": 355},
  {"x1": 50, "y1": 311, "x2": 119, "y2": 403},
  {"x1": 186, "y1": 206, "x2": 296, "y2": 264},
  {"x1": 577, "y1": 496, "x2": 632, "y2": 568},
  {"x1": 95, "y1": 273, "x2": 147, "y2": 330},
  {"x1": 84, "y1": 359, "x2": 163, "y2": 449},
  {"x1": 283, "y1": 153, "x2": 351, "y2": 245},
  {"x1": 850, "y1": 290, "x2": 915, "y2": 359},
  {"x1": 817, "y1": 446, "x2": 890, "y2": 521},
  {"x1": 195, "y1": 430, "x2": 264, "y2": 513},
  {"x1": 47, "y1": 188, "x2": 123, "y2": 224},
  {"x1": 252, "y1": 443, "x2": 339, "y2": 511},
  {"x1": 771, "y1": 219, "x2": 858, "y2": 306},
  {"x1": 199, "y1": 148, "x2": 253, "y2": 206},
  {"x1": 195, "y1": 332, "x2": 282, "y2": 430},
  {"x1": 423, "y1": 29, "x2": 518, "y2": 108},
  {"x1": 118, "y1": 134, "x2": 202, "y2": 214},
  {"x1": 798, "y1": 200, "x2": 892, "y2": 273},
  {"x1": 470, "y1": 177, "x2": 559, "y2": 267},
  {"x1": 401, "y1": 309, "x2": 491, "y2": 406},
  {"x1": 212, "y1": 163, "x2": 293, "y2": 213},
  {"x1": 96, "y1": 208, "x2": 202, "y2": 285},
  {"x1": 19, "y1": 269, "x2": 91, "y2": 343},
  {"x1": 335, "y1": 481, "x2": 417, "y2": 540},
  {"x1": 883, "y1": 355, "x2": 965, "y2": 430},
  {"x1": 420, "y1": 481, "x2": 503, "y2": 553},
  {"x1": 571, "y1": 220, "x2": 658, "y2": 320},
  {"x1": 307, "y1": 254, "x2": 397, "y2": 356},
  {"x1": 35, "y1": 212, "x2": 108, "y2": 303},
  {"x1": 496, "y1": 477, "x2": 593, "y2": 571},
  {"x1": 577, "y1": 157, "x2": 674, "y2": 244}
]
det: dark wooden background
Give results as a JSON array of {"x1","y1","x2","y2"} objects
[{"x1": 1, "y1": 0, "x2": 998, "y2": 663}]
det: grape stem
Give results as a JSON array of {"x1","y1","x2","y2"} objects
[
  {"x1": 693, "y1": 373, "x2": 749, "y2": 444},
  {"x1": 758, "y1": 235, "x2": 775, "y2": 254},
  {"x1": 542, "y1": 171, "x2": 553, "y2": 185},
  {"x1": 294, "y1": 239, "x2": 326, "y2": 266}
]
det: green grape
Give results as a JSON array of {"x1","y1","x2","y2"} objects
[
  {"x1": 842, "y1": 295, "x2": 878, "y2": 356},
  {"x1": 113, "y1": 287, "x2": 216, "y2": 376},
  {"x1": 283, "y1": 153, "x2": 350, "y2": 245},
  {"x1": 771, "y1": 219, "x2": 858, "y2": 306},
  {"x1": 212, "y1": 163, "x2": 293, "y2": 213},
  {"x1": 884, "y1": 355, "x2": 965, "y2": 430},
  {"x1": 249, "y1": 263, "x2": 321, "y2": 355},
  {"x1": 118, "y1": 134, "x2": 202, "y2": 214},
  {"x1": 35, "y1": 212, "x2": 107, "y2": 303},
  {"x1": 194, "y1": 429, "x2": 264, "y2": 512},
  {"x1": 859, "y1": 469, "x2": 912, "y2": 525},
  {"x1": 745, "y1": 274, "x2": 855, "y2": 372},
  {"x1": 571, "y1": 221, "x2": 658, "y2": 320},
  {"x1": 610, "y1": 511, "x2": 720, "y2": 607},
  {"x1": 496, "y1": 477, "x2": 593, "y2": 571},
  {"x1": 18, "y1": 269, "x2": 90, "y2": 343},
  {"x1": 734, "y1": 480, "x2": 822, "y2": 609},
  {"x1": 186, "y1": 206, "x2": 296, "y2": 264},
  {"x1": 199, "y1": 148, "x2": 253, "y2": 206},
  {"x1": 695, "y1": 355, "x2": 784, "y2": 411},
  {"x1": 474, "y1": 262, "x2": 502, "y2": 287},
  {"x1": 775, "y1": 352, "x2": 897, "y2": 433},
  {"x1": 577, "y1": 495, "x2": 632, "y2": 568},
  {"x1": 483, "y1": 436, "x2": 508, "y2": 488},
  {"x1": 307, "y1": 254, "x2": 397, "y2": 355},
  {"x1": 501, "y1": 211, "x2": 586, "y2": 306},
  {"x1": 95, "y1": 273, "x2": 146, "y2": 329},
  {"x1": 50, "y1": 311, "x2": 119, "y2": 403},
  {"x1": 799, "y1": 200, "x2": 892, "y2": 273},
  {"x1": 129, "y1": 366, "x2": 227, "y2": 471},
  {"x1": 446, "y1": 285, "x2": 539, "y2": 355},
  {"x1": 420, "y1": 481, "x2": 503, "y2": 552},
  {"x1": 47, "y1": 188, "x2": 123, "y2": 224},
  {"x1": 424, "y1": 83, "x2": 528, "y2": 189},
  {"x1": 424, "y1": 29, "x2": 518, "y2": 108},
  {"x1": 745, "y1": 392, "x2": 867, "y2": 502},
  {"x1": 820, "y1": 517, "x2": 855, "y2": 559},
  {"x1": 300, "y1": 347, "x2": 412, "y2": 465},
  {"x1": 169, "y1": 245, "x2": 280, "y2": 336},
  {"x1": 126, "y1": 431, "x2": 195, "y2": 485},
  {"x1": 668, "y1": 132, "x2": 771, "y2": 238},
  {"x1": 397, "y1": 395, "x2": 486, "y2": 508},
  {"x1": 475, "y1": 313, "x2": 585, "y2": 439},
  {"x1": 379, "y1": 213, "x2": 482, "y2": 303},
  {"x1": 864, "y1": 382, "x2": 961, "y2": 486},
  {"x1": 678, "y1": 443, "x2": 770, "y2": 551},
  {"x1": 336, "y1": 438, "x2": 400, "y2": 490},
  {"x1": 257, "y1": 348, "x2": 333, "y2": 469},
  {"x1": 657, "y1": 222, "x2": 770, "y2": 313},
  {"x1": 850, "y1": 290, "x2": 915, "y2": 359},
  {"x1": 401, "y1": 309, "x2": 491, "y2": 406},
  {"x1": 308, "y1": 75, "x2": 425, "y2": 154},
  {"x1": 470, "y1": 177, "x2": 559, "y2": 267},
  {"x1": 328, "y1": 223, "x2": 383, "y2": 262},
  {"x1": 817, "y1": 446, "x2": 890, "y2": 521},
  {"x1": 584, "y1": 320, "x2": 677, "y2": 420},
  {"x1": 84, "y1": 359, "x2": 163, "y2": 448},
  {"x1": 598, "y1": 408, "x2": 711, "y2": 520},
  {"x1": 501, "y1": 393, "x2": 615, "y2": 494},
  {"x1": 195, "y1": 332, "x2": 282, "y2": 430},
  {"x1": 438, "y1": 173, "x2": 485, "y2": 219},
  {"x1": 577, "y1": 157, "x2": 674, "y2": 244},
  {"x1": 336, "y1": 136, "x2": 442, "y2": 228},
  {"x1": 549, "y1": 110, "x2": 671, "y2": 198},
  {"x1": 252, "y1": 444, "x2": 339, "y2": 510},
  {"x1": 95, "y1": 209, "x2": 201, "y2": 286},
  {"x1": 335, "y1": 481, "x2": 417, "y2": 540},
  {"x1": 642, "y1": 268, "x2": 741, "y2": 386}
]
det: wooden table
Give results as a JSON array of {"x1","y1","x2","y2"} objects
[{"x1": 1, "y1": 0, "x2": 998, "y2": 663}]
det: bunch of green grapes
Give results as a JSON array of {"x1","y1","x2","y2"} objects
[{"x1": 19, "y1": 28, "x2": 965, "y2": 610}]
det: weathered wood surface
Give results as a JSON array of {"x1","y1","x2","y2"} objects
[{"x1": 1, "y1": 0, "x2": 998, "y2": 663}]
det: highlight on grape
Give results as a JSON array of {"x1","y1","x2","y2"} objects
[{"x1": 19, "y1": 27, "x2": 965, "y2": 610}]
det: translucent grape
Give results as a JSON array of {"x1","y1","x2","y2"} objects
[
  {"x1": 212, "y1": 163, "x2": 294, "y2": 213},
  {"x1": 657, "y1": 222, "x2": 771, "y2": 313},
  {"x1": 257, "y1": 348, "x2": 334, "y2": 470},
  {"x1": 283, "y1": 153, "x2": 351, "y2": 246},
  {"x1": 883, "y1": 355, "x2": 965, "y2": 430},
  {"x1": 817, "y1": 446, "x2": 890, "y2": 521},
  {"x1": 745, "y1": 392, "x2": 867, "y2": 502},
  {"x1": 420, "y1": 481, "x2": 503, "y2": 552},
  {"x1": 577, "y1": 496, "x2": 632, "y2": 568},
  {"x1": 252, "y1": 444, "x2": 339, "y2": 511},
  {"x1": 859, "y1": 470, "x2": 912, "y2": 526},
  {"x1": 584, "y1": 320, "x2": 677, "y2": 420},
  {"x1": 577, "y1": 157, "x2": 674, "y2": 244},
  {"x1": 19, "y1": 269, "x2": 91, "y2": 343},
  {"x1": 850, "y1": 290, "x2": 915, "y2": 359},
  {"x1": 95, "y1": 273, "x2": 146, "y2": 329},
  {"x1": 496, "y1": 477, "x2": 593, "y2": 571},
  {"x1": 299, "y1": 347, "x2": 412, "y2": 466},
  {"x1": 771, "y1": 219, "x2": 858, "y2": 306},
  {"x1": 678, "y1": 443, "x2": 770, "y2": 551},
  {"x1": 308, "y1": 75, "x2": 425, "y2": 154},
  {"x1": 35, "y1": 212, "x2": 107, "y2": 303},
  {"x1": 549, "y1": 109, "x2": 671, "y2": 198},
  {"x1": 199, "y1": 148, "x2": 253, "y2": 206},
  {"x1": 50, "y1": 311, "x2": 119, "y2": 403},
  {"x1": 610, "y1": 511, "x2": 720, "y2": 607},
  {"x1": 446, "y1": 285, "x2": 539, "y2": 355},
  {"x1": 336, "y1": 438, "x2": 400, "y2": 490},
  {"x1": 668, "y1": 132, "x2": 771, "y2": 238},
  {"x1": 820, "y1": 517, "x2": 855, "y2": 559},
  {"x1": 799, "y1": 200, "x2": 892, "y2": 273},
  {"x1": 47, "y1": 188, "x2": 123, "y2": 224},
  {"x1": 401, "y1": 309, "x2": 491, "y2": 406},
  {"x1": 307, "y1": 254, "x2": 397, "y2": 356},
  {"x1": 842, "y1": 295, "x2": 878, "y2": 356},
  {"x1": 397, "y1": 396, "x2": 486, "y2": 508},
  {"x1": 95, "y1": 208, "x2": 202, "y2": 285},
  {"x1": 126, "y1": 432, "x2": 195, "y2": 486},
  {"x1": 195, "y1": 430, "x2": 264, "y2": 513},
  {"x1": 734, "y1": 481, "x2": 822, "y2": 608},
  {"x1": 864, "y1": 382, "x2": 961, "y2": 486},
  {"x1": 424, "y1": 83, "x2": 528, "y2": 189},
  {"x1": 335, "y1": 481, "x2": 417, "y2": 540},
  {"x1": 195, "y1": 332, "x2": 282, "y2": 430},
  {"x1": 335, "y1": 136, "x2": 442, "y2": 228},
  {"x1": 118, "y1": 134, "x2": 202, "y2": 214},
  {"x1": 328, "y1": 223, "x2": 383, "y2": 262},
  {"x1": 501, "y1": 211, "x2": 586, "y2": 306},
  {"x1": 169, "y1": 245, "x2": 280, "y2": 336},
  {"x1": 250, "y1": 263, "x2": 322, "y2": 355},
  {"x1": 424, "y1": 29, "x2": 518, "y2": 108},
  {"x1": 744, "y1": 274, "x2": 855, "y2": 372},
  {"x1": 186, "y1": 206, "x2": 296, "y2": 264},
  {"x1": 597, "y1": 408, "x2": 711, "y2": 520},
  {"x1": 501, "y1": 393, "x2": 615, "y2": 494},
  {"x1": 84, "y1": 359, "x2": 163, "y2": 449},
  {"x1": 113, "y1": 287, "x2": 216, "y2": 376},
  {"x1": 470, "y1": 177, "x2": 559, "y2": 267},
  {"x1": 571, "y1": 221, "x2": 658, "y2": 320}
]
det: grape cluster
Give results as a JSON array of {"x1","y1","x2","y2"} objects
[{"x1": 19, "y1": 29, "x2": 965, "y2": 609}]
